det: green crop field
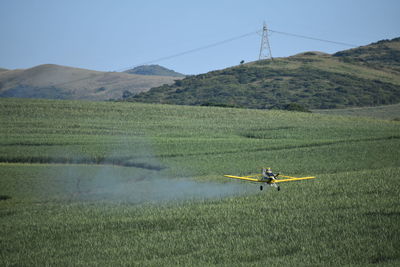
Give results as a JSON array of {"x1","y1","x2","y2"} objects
[
  {"x1": 313, "y1": 103, "x2": 400, "y2": 121},
  {"x1": 1, "y1": 98, "x2": 399, "y2": 266}
]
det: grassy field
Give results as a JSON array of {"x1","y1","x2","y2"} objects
[
  {"x1": 1, "y1": 98, "x2": 399, "y2": 266},
  {"x1": 313, "y1": 103, "x2": 400, "y2": 120}
]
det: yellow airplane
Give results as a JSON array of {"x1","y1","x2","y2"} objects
[{"x1": 224, "y1": 169, "x2": 316, "y2": 191}]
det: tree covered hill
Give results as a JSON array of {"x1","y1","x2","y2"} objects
[
  {"x1": 127, "y1": 38, "x2": 400, "y2": 109},
  {"x1": 124, "y1": 64, "x2": 185, "y2": 77},
  {"x1": 333, "y1": 37, "x2": 400, "y2": 72}
]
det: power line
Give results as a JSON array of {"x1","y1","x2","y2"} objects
[
  {"x1": 49, "y1": 27, "x2": 359, "y2": 87},
  {"x1": 117, "y1": 28, "x2": 358, "y2": 71},
  {"x1": 49, "y1": 30, "x2": 260, "y2": 88},
  {"x1": 268, "y1": 29, "x2": 358, "y2": 47},
  {"x1": 115, "y1": 30, "x2": 260, "y2": 72}
]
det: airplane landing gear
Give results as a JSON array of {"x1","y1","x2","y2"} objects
[
  {"x1": 277, "y1": 186, "x2": 281, "y2": 191},
  {"x1": 260, "y1": 185, "x2": 263, "y2": 191}
]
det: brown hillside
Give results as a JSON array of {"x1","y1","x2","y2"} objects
[{"x1": 0, "y1": 64, "x2": 179, "y2": 101}]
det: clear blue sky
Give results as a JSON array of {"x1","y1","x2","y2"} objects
[{"x1": 1, "y1": 0, "x2": 399, "y2": 74}]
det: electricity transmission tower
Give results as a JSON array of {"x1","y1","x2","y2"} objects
[{"x1": 258, "y1": 22, "x2": 273, "y2": 60}]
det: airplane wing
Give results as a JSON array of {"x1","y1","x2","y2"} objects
[
  {"x1": 224, "y1": 174, "x2": 316, "y2": 183},
  {"x1": 224, "y1": 175, "x2": 260, "y2": 182},
  {"x1": 274, "y1": 176, "x2": 316, "y2": 183}
]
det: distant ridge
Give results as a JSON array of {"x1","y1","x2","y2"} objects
[
  {"x1": 0, "y1": 64, "x2": 179, "y2": 101},
  {"x1": 124, "y1": 64, "x2": 185, "y2": 77},
  {"x1": 127, "y1": 37, "x2": 400, "y2": 109}
]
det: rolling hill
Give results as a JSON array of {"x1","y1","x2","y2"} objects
[
  {"x1": 124, "y1": 64, "x2": 185, "y2": 77},
  {"x1": 127, "y1": 37, "x2": 400, "y2": 109},
  {"x1": 0, "y1": 64, "x2": 179, "y2": 101}
]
